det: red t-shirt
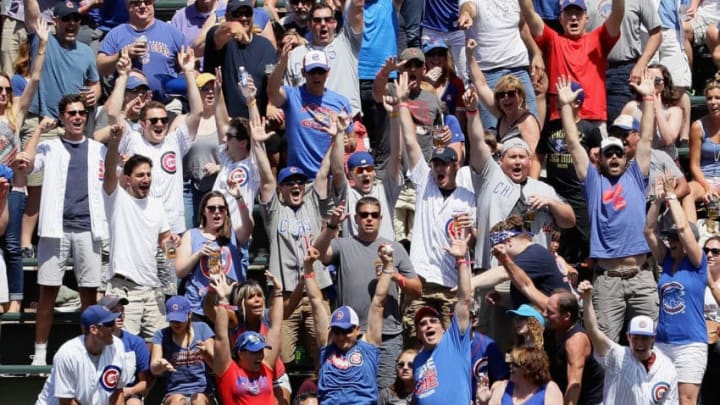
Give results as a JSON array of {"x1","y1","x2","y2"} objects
[
  {"x1": 535, "y1": 24, "x2": 619, "y2": 121},
  {"x1": 216, "y1": 362, "x2": 274, "y2": 405}
]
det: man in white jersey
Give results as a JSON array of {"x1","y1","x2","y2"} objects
[
  {"x1": 102, "y1": 125, "x2": 174, "y2": 340},
  {"x1": 36, "y1": 304, "x2": 129, "y2": 405},
  {"x1": 578, "y1": 280, "x2": 679, "y2": 404},
  {"x1": 392, "y1": 72, "x2": 476, "y2": 338},
  {"x1": 105, "y1": 46, "x2": 203, "y2": 235}
]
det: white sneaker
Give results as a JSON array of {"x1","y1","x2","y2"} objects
[{"x1": 30, "y1": 354, "x2": 47, "y2": 366}]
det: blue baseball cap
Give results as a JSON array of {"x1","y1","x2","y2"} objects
[
  {"x1": 166, "y1": 295, "x2": 191, "y2": 323},
  {"x1": 611, "y1": 114, "x2": 640, "y2": 132},
  {"x1": 422, "y1": 36, "x2": 448, "y2": 54},
  {"x1": 330, "y1": 306, "x2": 359, "y2": 329},
  {"x1": 560, "y1": 0, "x2": 586, "y2": 11},
  {"x1": 507, "y1": 304, "x2": 545, "y2": 328},
  {"x1": 54, "y1": 1, "x2": 80, "y2": 18},
  {"x1": 277, "y1": 166, "x2": 309, "y2": 184},
  {"x1": 126, "y1": 76, "x2": 149, "y2": 91},
  {"x1": 430, "y1": 147, "x2": 458, "y2": 163},
  {"x1": 348, "y1": 151, "x2": 374, "y2": 170},
  {"x1": 236, "y1": 331, "x2": 270, "y2": 352},
  {"x1": 81, "y1": 304, "x2": 121, "y2": 329}
]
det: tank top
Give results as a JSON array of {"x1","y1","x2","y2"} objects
[
  {"x1": 183, "y1": 130, "x2": 219, "y2": 192},
  {"x1": 699, "y1": 117, "x2": 720, "y2": 179},
  {"x1": 501, "y1": 382, "x2": 547, "y2": 405}
]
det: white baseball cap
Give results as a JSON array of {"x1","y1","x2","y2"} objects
[{"x1": 628, "y1": 315, "x2": 655, "y2": 336}]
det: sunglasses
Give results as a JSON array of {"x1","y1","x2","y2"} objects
[
  {"x1": 0, "y1": 86, "x2": 12, "y2": 94},
  {"x1": 147, "y1": 117, "x2": 169, "y2": 125},
  {"x1": 352, "y1": 166, "x2": 375, "y2": 175},
  {"x1": 306, "y1": 68, "x2": 328, "y2": 76},
  {"x1": 281, "y1": 179, "x2": 305, "y2": 186},
  {"x1": 406, "y1": 60, "x2": 424, "y2": 69},
  {"x1": 396, "y1": 361, "x2": 413, "y2": 369},
  {"x1": 654, "y1": 77, "x2": 664, "y2": 85},
  {"x1": 230, "y1": 8, "x2": 253, "y2": 18},
  {"x1": 331, "y1": 326, "x2": 354, "y2": 335},
  {"x1": 312, "y1": 16, "x2": 335, "y2": 24},
  {"x1": 358, "y1": 211, "x2": 380, "y2": 219},
  {"x1": 496, "y1": 90, "x2": 518, "y2": 99},
  {"x1": 129, "y1": 0, "x2": 153, "y2": 6},
  {"x1": 61, "y1": 13, "x2": 81, "y2": 22},
  {"x1": 96, "y1": 320, "x2": 116, "y2": 328},
  {"x1": 704, "y1": 247, "x2": 720, "y2": 255},
  {"x1": 206, "y1": 205, "x2": 227, "y2": 213},
  {"x1": 65, "y1": 109, "x2": 87, "y2": 117},
  {"x1": 603, "y1": 148, "x2": 624, "y2": 158}
]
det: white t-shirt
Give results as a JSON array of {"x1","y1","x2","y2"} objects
[
  {"x1": 36, "y1": 336, "x2": 129, "y2": 405},
  {"x1": 104, "y1": 186, "x2": 170, "y2": 287},
  {"x1": 119, "y1": 123, "x2": 193, "y2": 234},
  {"x1": 408, "y1": 161, "x2": 476, "y2": 287},
  {"x1": 595, "y1": 342, "x2": 679, "y2": 405},
  {"x1": 459, "y1": 0, "x2": 529, "y2": 71},
  {"x1": 212, "y1": 147, "x2": 260, "y2": 230}
]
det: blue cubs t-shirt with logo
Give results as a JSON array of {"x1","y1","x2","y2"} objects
[
  {"x1": 318, "y1": 339, "x2": 380, "y2": 404},
  {"x1": 657, "y1": 253, "x2": 708, "y2": 345}
]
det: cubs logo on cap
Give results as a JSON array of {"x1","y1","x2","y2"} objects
[
  {"x1": 559, "y1": 0, "x2": 587, "y2": 11},
  {"x1": 303, "y1": 50, "x2": 330, "y2": 72},
  {"x1": 330, "y1": 306, "x2": 359, "y2": 329}
]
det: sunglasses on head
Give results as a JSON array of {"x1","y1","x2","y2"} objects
[
  {"x1": 396, "y1": 361, "x2": 413, "y2": 369},
  {"x1": 0, "y1": 86, "x2": 12, "y2": 94},
  {"x1": 603, "y1": 148, "x2": 624, "y2": 158},
  {"x1": 704, "y1": 247, "x2": 720, "y2": 255},
  {"x1": 312, "y1": 16, "x2": 335, "y2": 23},
  {"x1": 230, "y1": 7, "x2": 253, "y2": 18},
  {"x1": 496, "y1": 90, "x2": 518, "y2": 99},
  {"x1": 60, "y1": 13, "x2": 81, "y2": 22},
  {"x1": 206, "y1": 205, "x2": 227, "y2": 213},
  {"x1": 352, "y1": 166, "x2": 374, "y2": 175},
  {"x1": 147, "y1": 117, "x2": 169, "y2": 125},
  {"x1": 331, "y1": 326, "x2": 354, "y2": 334},
  {"x1": 65, "y1": 109, "x2": 87, "y2": 117},
  {"x1": 358, "y1": 211, "x2": 380, "y2": 219}
]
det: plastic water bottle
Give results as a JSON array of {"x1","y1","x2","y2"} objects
[{"x1": 137, "y1": 34, "x2": 150, "y2": 65}]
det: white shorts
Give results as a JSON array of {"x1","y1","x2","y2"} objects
[
  {"x1": 38, "y1": 231, "x2": 102, "y2": 288},
  {"x1": 656, "y1": 342, "x2": 707, "y2": 384},
  {"x1": 691, "y1": 13, "x2": 719, "y2": 45}
]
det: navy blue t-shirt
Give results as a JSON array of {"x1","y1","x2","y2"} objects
[
  {"x1": 511, "y1": 244, "x2": 569, "y2": 307},
  {"x1": 61, "y1": 137, "x2": 91, "y2": 231}
]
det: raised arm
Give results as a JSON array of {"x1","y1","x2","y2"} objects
[
  {"x1": 556, "y1": 75, "x2": 590, "y2": 181},
  {"x1": 630, "y1": 70, "x2": 656, "y2": 177},
  {"x1": 348, "y1": 0, "x2": 365, "y2": 33},
  {"x1": 208, "y1": 273, "x2": 237, "y2": 376},
  {"x1": 303, "y1": 247, "x2": 330, "y2": 348},
  {"x1": 313, "y1": 201, "x2": 344, "y2": 264},
  {"x1": 365, "y1": 244, "x2": 394, "y2": 346},
  {"x1": 330, "y1": 116, "x2": 348, "y2": 193},
  {"x1": 268, "y1": 40, "x2": 293, "y2": 107},
  {"x1": 577, "y1": 281, "x2": 612, "y2": 356},
  {"x1": 663, "y1": 171, "x2": 703, "y2": 266},
  {"x1": 447, "y1": 229, "x2": 474, "y2": 332},
  {"x1": 103, "y1": 123, "x2": 125, "y2": 195},
  {"x1": 644, "y1": 179, "x2": 666, "y2": 262},
  {"x1": 491, "y1": 244, "x2": 549, "y2": 310},
  {"x1": 383, "y1": 86, "x2": 404, "y2": 185},
  {"x1": 463, "y1": 83, "x2": 493, "y2": 173},
  {"x1": 178, "y1": 47, "x2": 203, "y2": 137},
  {"x1": 466, "y1": 39, "x2": 499, "y2": 117},
  {"x1": 17, "y1": 117, "x2": 56, "y2": 175},
  {"x1": 397, "y1": 72, "x2": 423, "y2": 170},
  {"x1": 105, "y1": 49, "x2": 131, "y2": 130},
  {"x1": 14, "y1": 19, "x2": 48, "y2": 122},
  {"x1": 251, "y1": 118, "x2": 276, "y2": 204},
  {"x1": 373, "y1": 57, "x2": 404, "y2": 103},
  {"x1": 604, "y1": 0, "x2": 625, "y2": 37},
  {"x1": 263, "y1": 271, "x2": 284, "y2": 369},
  {"x1": 22, "y1": 0, "x2": 42, "y2": 32},
  {"x1": 518, "y1": 0, "x2": 544, "y2": 36}
]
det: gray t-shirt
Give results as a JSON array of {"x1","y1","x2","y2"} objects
[
  {"x1": 333, "y1": 177, "x2": 401, "y2": 241},
  {"x1": 260, "y1": 185, "x2": 333, "y2": 291},
  {"x1": 285, "y1": 18, "x2": 362, "y2": 116},
  {"x1": 330, "y1": 237, "x2": 415, "y2": 335},
  {"x1": 647, "y1": 148, "x2": 683, "y2": 195},
  {"x1": 585, "y1": 0, "x2": 660, "y2": 63}
]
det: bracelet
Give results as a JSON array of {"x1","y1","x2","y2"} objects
[
  {"x1": 303, "y1": 272, "x2": 315, "y2": 279},
  {"x1": 272, "y1": 291, "x2": 283, "y2": 298},
  {"x1": 389, "y1": 111, "x2": 400, "y2": 118},
  {"x1": 37, "y1": 51, "x2": 45, "y2": 55},
  {"x1": 396, "y1": 274, "x2": 407, "y2": 288},
  {"x1": 465, "y1": 109, "x2": 479, "y2": 115},
  {"x1": 456, "y1": 259, "x2": 475, "y2": 266},
  {"x1": 382, "y1": 268, "x2": 394, "y2": 275},
  {"x1": 246, "y1": 99, "x2": 257, "y2": 107},
  {"x1": 665, "y1": 193, "x2": 677, "y2": 201},
  {"x1": 218, "y1": 303, "x2": 237, "y2": 310},
  {"x1": 643, "y1": 96, "x2": 654, "y2": 102},
  {"x1": 398, "y1": 102, "x2": 409, "y2": 109},
  {"x1": 326, "y1": 223, "x2": 338, "y2": 230},
  {"x1": 239, "y1": 203, "x2": 248, "y2": 210}
]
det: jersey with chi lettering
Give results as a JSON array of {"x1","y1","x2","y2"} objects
[
  {"x1": 212, "y1": 147, "x2": 260, "y2": 230},
  {"x1": 596, "y1": 342, "x2": 679, "y2": 404},
  {"x1": 36, "y1": 335, "x2": 129, "y2": 405},
  {"x1": 318, "y1": 339, "x2": 380, "y2": 404},
  {"x1": 119, "y1": 122, "x2": 193, "y2": 234},
  {"x1": 408, "y1": 160, "x2": 476, "y2": 288},
  {"x1": 216, "y1": 361, "x2": 274, "y2": 405},
  {"x1": 413, "y1": 316, "x2": 472, "y2": 405}
]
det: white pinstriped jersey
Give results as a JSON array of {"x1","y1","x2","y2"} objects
[
  {"x1": 408, "y1": 161, "x2": 476, "y2": 287},
  {"x1": 120, "y1": 122, "x2": 193, "y2": 234},
  {"x1": 596, "y1": 342, "x2": 679, "y2": 404}
]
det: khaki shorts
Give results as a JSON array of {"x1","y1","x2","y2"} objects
[
  {"x1": 20, "y1": 115, "x2": 64, "y2": 187},
  {"x1": 37, "y1": 232, "x2": 102, "y2": 288},
  {"x1": 107, "y1": 277, "x2": 167, "y2": 341}
]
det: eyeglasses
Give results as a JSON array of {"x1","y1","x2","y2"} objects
[
  {"x1": 331, "y1": 326, "x2": 354, "y2": 335},
  {"x1": 206, "y1": 205, "x2": 227, "y2": 213},
  {"x1": 358, "y1": 211, "x2": 380, "y2": 219},
  {"x1": 312, "y1": 16, "x2": 335, "y2": 24},
  {"x1": 704, "y1": 247, "x2": 720, "y2": 255},
  {"x1": 230, "y1": 8, "x2": 253, "y2": 18},
  {"x1": 405, "y1": 60, "x2": 424, "y2": 69},
  {"x1": 396, "y1": 361, "x2": 413, "y2": 369},
  {"x1": 129, "y1": 0, "x2": 153, "y2": 6},
  {"x1": 0, "y1": 86, "x2": 11, "y2": 94},
  {"x1": 496, "y1": 90, "x2": 518, "y2": 99},
  {"x1": 352, "y1": 166, "x2": 375, "y2": 175},
  {"x1": 65, "y1": 109, "x2": 87, "y2": 117},
  {"x1": 60, "y1": 13, "x2": 81, "y2": 22},
  {"x1": 654, "y1": 77, "x2": 664, "y2": 85},
  {"x1": 147, "y1": 117, "x2": 169, "y2": 125},
  {"x1": 603, "y1": 148, "x2": 624, "y2": 158}
]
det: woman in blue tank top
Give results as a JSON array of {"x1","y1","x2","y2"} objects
[
  {"x1": 645, "y1": 173, "x2": 707, "y2": 405},
  {"x1": 685, "y1": 78, "x2": 720, "y2": 223},
  {"x1": 475, "y1": 347, "x2": 563, "y2": 405}
]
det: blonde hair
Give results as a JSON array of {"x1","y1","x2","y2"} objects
[{"x1": 493, "y1": 75, "x2": 527, "y2": 111}]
